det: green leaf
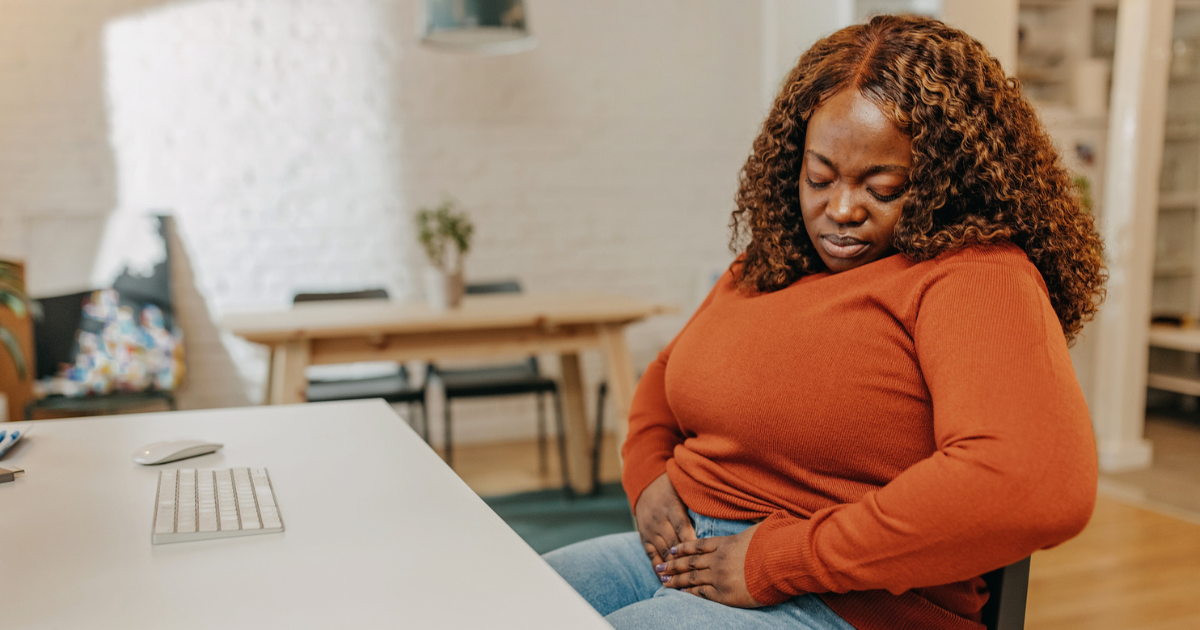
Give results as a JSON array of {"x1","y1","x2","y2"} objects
[
  {"x1": 0, "y1": 291, "x2": 27, "y2": 318},
  {"x1": 0, "y1": 326, "x2": 27, "y2": 380},
  {"x1": 413, "y1": 197, "x2": 474, "y2": 268}
]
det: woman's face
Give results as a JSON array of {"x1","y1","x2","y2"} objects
[{"x1": 799, "y1": 89, "x2": 912, "y2": 273}]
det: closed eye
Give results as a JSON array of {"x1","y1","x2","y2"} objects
[
  {"x1": 805, "y1": 176, "x2": 831, "y2": 190},
  {"x1": 870, "y1": 189, "x2": 903, "y2": 202}
]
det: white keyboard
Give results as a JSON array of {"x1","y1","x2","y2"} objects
[{"x1": 153, "y1": 468, "x2": 284, "y2": 544}]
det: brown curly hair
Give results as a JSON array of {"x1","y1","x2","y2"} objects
[{"x1": 731, "y1": 14, "x2": 1105, "y2": 341}]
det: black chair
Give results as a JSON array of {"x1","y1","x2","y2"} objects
[
  {"x1": 593, "y1": 381, "x2": 611, "y2": 492},
  {"x1": 980, "y1": 556, "x2": 1031, "y2": 630},
  {"x1": 431, "y1": 280, "x2": 567, "y2": 488},
  {"x1": 295, "y1": 289, "x2": 428, "y2": 439}
]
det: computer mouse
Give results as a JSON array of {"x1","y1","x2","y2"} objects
[{"x1": 134, "y1": 440, "x2": 224, "y2": 465}]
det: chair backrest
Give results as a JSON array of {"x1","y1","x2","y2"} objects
[
  {"x1": 465, "y1": 280, "x2": 521, "y2": 295},
  {"x1": 979, "y1": 556, "x2": 1031, "y2": 630},
  {"x1": 462, "y1": 280, "x2": 538, "y2": 372},
  {"x1": 293, "y1": 288, "x2": 389, "y2": 304}
]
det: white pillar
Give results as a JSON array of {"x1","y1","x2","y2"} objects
[{"x1": 1091, "y1": 0, "x2": 1174, "y2": 472}]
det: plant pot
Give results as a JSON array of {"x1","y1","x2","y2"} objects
[
  {"x1": 424, "y1": 268, "x2": 465, "y2": 312},
  {"x1": 0, "y1": 260, "x2": 35, "y2": 423}
]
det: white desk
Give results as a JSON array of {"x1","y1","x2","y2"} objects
[{"x1": 0, "y1": 401, "x2": 611, "y2": 629}]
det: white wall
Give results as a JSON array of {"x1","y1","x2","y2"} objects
[
  {"x1": 393, "y1": 1, "x2": 763, "y2": 442},
  {"x1": 0, "y1": 0, "x2": 164, "y2": 288},
  {"x1": 0, "y1": 0, "x2": 1047, "y2": 445},
  {"x1": 941, "y1": 0, "x2": 1018, "y2": 73},
  {"x1": 0, "y1": 0, "x2": 763, "y2": 442},
  {"x1": 102, "y1": 0, "x2": 412, "y2": 407},
  {"x1": 761, "y1": 0, "x2": 852, "y2": 112}
]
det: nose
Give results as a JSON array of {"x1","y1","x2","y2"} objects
[{"x1": 825, "y1": 186, "x2": 867, "y2": 225}]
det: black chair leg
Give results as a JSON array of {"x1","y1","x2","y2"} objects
[
  {"x1": 405, "y1": 401, "x2": 425, "y2": 442},
  {"x1": 443, "y1": 399, "x2": 454, "y2": 468},
  {"x1": 536, "y1": 393, "x2": 548, "y2": 475},
  {"x1": 552, "y1": 390, "x2": 571, "y2": 498},
  {"x1": 418, "y1": 400, "x2": 430, "y2": 444},
  {"x1": 593, "y1": 381, "x2": 607, "y2": 492}
]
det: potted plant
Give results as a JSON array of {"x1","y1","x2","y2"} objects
[
  {"x1": 0, "y1": 260, "x2": 38, "y2": 422},
  {"x1": 415, "y1": 199, "x2": 474, "y2": 311}
]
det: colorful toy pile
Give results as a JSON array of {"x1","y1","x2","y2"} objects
[{"x1": 46, "y1": 289, "x2": 184, "y2": 396}]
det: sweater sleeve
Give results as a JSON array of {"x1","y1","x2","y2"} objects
[
  {"x1": 742, "y1": 256, "x2": 1098, "y2": 604},
  {"x1": 622, "y1": 265, "x2": 732, "y2": 513}
]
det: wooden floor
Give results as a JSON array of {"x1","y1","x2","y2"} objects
[
  {"x1": 444, "y1": 432, "x2": 623, "y2": 497},
  {"x1": 1102, "y1": 414, "x2": 1200, "y2": 515},
  {"x1": 1027, "y1": 496, "x2": 1200, "y2": 630},
  {"x1": 450, "y1": 433, "x2": 1200, "y2": 629}
]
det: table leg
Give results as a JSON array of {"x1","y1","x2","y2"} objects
[
  {"x1": 558, "y1": 352, "x2": 595, "y2": 495},
  {"x1": 269, "y1": 340, "x2": 311, "y2": 405},
  {"x1": 598, "y1": 324, "x2": 637, "y2": 468},
  {"x1": 263, "y1": 346, "x2": 277, "y2": 404}
]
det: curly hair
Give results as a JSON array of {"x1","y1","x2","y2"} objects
[{"x1": 731, "y1": 14, "x2": 1105, "y2": 341}]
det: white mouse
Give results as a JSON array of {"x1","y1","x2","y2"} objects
[{"x1": 134, "y1": 440, "x2": 224, "y2": 465}]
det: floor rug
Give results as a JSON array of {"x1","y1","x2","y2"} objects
[{"x1": 484, "y1": 482, "x2": 635, "y2": 555}]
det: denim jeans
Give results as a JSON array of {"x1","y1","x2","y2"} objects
[{"x1": 543, "y1": 510, "x2": 855, "y2": 630}]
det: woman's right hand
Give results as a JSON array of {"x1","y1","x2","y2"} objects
[{"x1": 634, "y1": 472, "x2": 697, "y2": 567}]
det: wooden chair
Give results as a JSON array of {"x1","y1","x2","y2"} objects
[{"x1": 980, "y1": 556, "x2": 1031, "y2": 630}]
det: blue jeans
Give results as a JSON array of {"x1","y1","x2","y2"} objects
[{"x1": 543, "y1": 510, "x2": 855, "y2": 630}]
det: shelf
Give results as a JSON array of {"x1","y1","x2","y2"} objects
[
  {"x1": 1147, "y1": 327, "x2": 1200, "y2": 395},
  {"x1": 1159, "y1": 191, "x2": 1199, "y2": 209},
  {"x1": 1165, "y1": 120, "x2": 1200, "y2": 141},
  {"x1": 1018, "y1": 66, "x2": 1071, "y2": 84},
  {"x1": 1149, "y1": 324, "x2": 1200, "y2": 352},
  {"x1": 1147, "y1": 370, "x2": 1200, "y2": 396},
  {"x1": 1155, "y1": 265, "x2": 1194, "y2": 278}
]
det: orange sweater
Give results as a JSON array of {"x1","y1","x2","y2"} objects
[{"x1": 622, "y1": 244, "x2": 1097, "y2": 630}]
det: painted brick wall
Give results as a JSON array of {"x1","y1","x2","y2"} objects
[
  {"x1": 102, "y1": 0, "x2": 413, "y2": 408},
  {"x1": 392, "y1": 2, "x2": 763, "y2": 441},
  {"x1": 0, "y1": 0, "x2": 767, "y2": 443}
]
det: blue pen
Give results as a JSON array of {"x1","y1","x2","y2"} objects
[{"x1": 0, "y1": 430, "x2": 19, "y2": 457}]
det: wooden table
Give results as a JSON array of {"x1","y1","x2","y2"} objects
[{"x1": 222, "y1": 293, "x2": 675, "y2": 494}]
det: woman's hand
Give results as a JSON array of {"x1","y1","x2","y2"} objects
[
  {"x1": 656, "y1": 523, "x2": 763, "y2": 608},
  {"x1": 634, "y1": 473, "x2": 697, "y2": 567}
]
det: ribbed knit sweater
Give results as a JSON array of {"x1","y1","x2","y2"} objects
[{"x1": 622, "y1": 244, "x2": 1097, "y2": 630}]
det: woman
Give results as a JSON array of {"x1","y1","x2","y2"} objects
[{"x1": 546, "y1": 14, "x2": 1103, "y2": 630}]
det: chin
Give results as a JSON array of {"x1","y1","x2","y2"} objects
[{"x1": 821, "y1": 255, "x2": 871, "y2": 273}]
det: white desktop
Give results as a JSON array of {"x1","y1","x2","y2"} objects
[{"x1": 0, "y1": 400, "x2": 611, "y2": 629}]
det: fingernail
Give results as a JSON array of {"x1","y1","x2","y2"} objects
[
  {"x1": 654, "y1": 564, "x2": 666, "y2": 573},
  {"x1": 669, "y1": 546, "x2": 677, "y2": 555},
  {"x1": 659, "y1": 575, "x2": 670, "y2": 583}
]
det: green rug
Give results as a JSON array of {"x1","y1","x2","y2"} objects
[{"x1": 484, "y1": 482, "x2": 635, "y2": 555}]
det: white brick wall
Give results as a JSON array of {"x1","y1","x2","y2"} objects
[
  {"x1": 392, "y1": 1, "x2": 763, "y2": 441},
  {"x1": 1, "y1": 0, "x2": 766, "y2": 443},
  {"x1": 102, "y1": 0, "x2": 413, "y2": 406}
]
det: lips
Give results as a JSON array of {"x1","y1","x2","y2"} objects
[{"x1": 820, "y1": 234, "x2": 869, "y2": 259}]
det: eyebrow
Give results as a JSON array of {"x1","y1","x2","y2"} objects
[{"x1": 806, "y1": 150, "x2": 908, "y2": 177}]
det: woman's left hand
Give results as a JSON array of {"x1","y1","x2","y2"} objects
[{"x1": 655, "y1": 523, "x2": 763, "y2": 608}]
